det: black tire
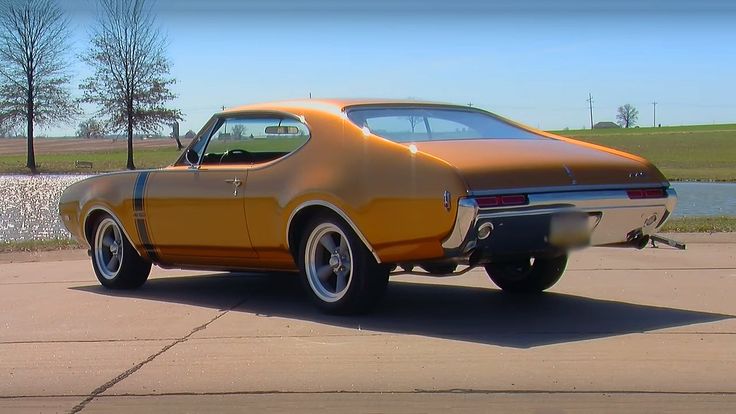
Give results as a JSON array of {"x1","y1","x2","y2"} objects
[
  {"x1": 298, "y1": 215, "x2": 389, "y2": 314},
  {"x1": 420, "y1": 263, "x2": 458, "y2": 275},
  {"x1": 91, "y1": 215, "x2": 152, "y2": 289},
  {"x1": 485, "y1": 255, "x2": 568, "y2": 293}
]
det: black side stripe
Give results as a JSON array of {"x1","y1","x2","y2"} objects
[{"x1": 133, "y1": 172, "x2": 159, "y2": 262}]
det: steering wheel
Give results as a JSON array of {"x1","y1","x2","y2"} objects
[{"x1": 219, "y1": 149, "x2": 250, "y2": 164}]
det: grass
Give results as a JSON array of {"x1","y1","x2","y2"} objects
[
  {"x1": 0, "y1": 137, "x2": 310, "y2": 174},
  {"x1": 661, "y1": 216, "x2": 736, "y2": 233},
  {"x1": 549, "y1": 124, "x2": 736, "y2": 182},
  {"x1": 0, "y1": 146, "x2": 182, "y2": 174},
  {"x1": 0, "y1": 238, "x2": 82, "y2": 253}
]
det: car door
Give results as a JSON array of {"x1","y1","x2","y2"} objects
[
  {"x1": 143, "y1": 167, "x2": 254, "y2": 264},
  {"x1": 142, "y1": 116, "x2": 257, "y2": 265}
]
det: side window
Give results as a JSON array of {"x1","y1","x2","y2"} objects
[{"x1": 200, "y1": 116, "x2": 310, "y2": 165}]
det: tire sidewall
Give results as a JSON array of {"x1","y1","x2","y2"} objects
[
  {"x1": 91, "y1": 214, "x2": 151, "y2": 289},
  {"x1": 486, "y1": 255, "x2": 568, "y2": 293},
  {"x1": 298, "y1": 215, "x2": 387, "y2": 314}
]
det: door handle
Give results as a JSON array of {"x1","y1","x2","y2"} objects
[
  {"x1": 224, "y1": 178, "x2": 242, "y2": 187},
  {"x1": 224, "y1": 178, "x2": 243, "y2": 196}
]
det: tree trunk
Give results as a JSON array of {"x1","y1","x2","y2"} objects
[
  {"x1": 126, "y1": 101, "x2": 135, "y2": 170},
  {"x1": 26, "y1": 78, "x2": 36, "y2": 174}
]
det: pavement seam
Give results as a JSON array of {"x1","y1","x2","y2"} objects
[
  {"x1": 4, "y1": 330, "x2": 735, "y2": 346},
  {"x1": 0, "y1": 338, "x2": 179, "y2": 345},
  {"x1": 568, "y1": 267, "x2": 736, "y2": 271},
  {"x1": 67, "y1": 299, "x2": 246, "y2": 414},
  {"x1": 5, "y1": 390, "x2": 736, "y2": 400}
]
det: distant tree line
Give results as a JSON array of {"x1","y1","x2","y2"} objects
[{"x1": 0, "y1": 0, "x2": 181, "y2": 173}]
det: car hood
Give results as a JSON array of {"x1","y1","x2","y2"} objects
[{"x1": 410, "y1": 138, "x2": 666, "y2": 192}]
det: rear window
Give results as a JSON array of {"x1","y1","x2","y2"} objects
[{"x1": 346, "y1": 107, "x2": 542, "y2": 142}]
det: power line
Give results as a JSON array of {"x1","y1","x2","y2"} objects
[{"x1": 586, "y1": 93, "x2": 594, "y2": 129}]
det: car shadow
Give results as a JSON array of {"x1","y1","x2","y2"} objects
[{"x1": 71, "y1": 272, "x2": 733, "y2": 348}]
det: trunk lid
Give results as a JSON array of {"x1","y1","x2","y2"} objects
[{"x1": 412, "y1": 138, "x2": 664, "y2": 192}]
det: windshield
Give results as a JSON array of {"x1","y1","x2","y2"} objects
[{"x1": 346, "y1": 107, "x2": 543, "y2": 142}]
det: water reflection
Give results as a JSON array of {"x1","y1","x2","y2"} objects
[
  {"x1": 0, "y1": 174, "x2": 90, "y2": 242},
  {"x1": 671, "y1": 182, "x2": 736, "y2": 217}
]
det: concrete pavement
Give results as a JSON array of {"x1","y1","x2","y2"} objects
[{"x1": 1, "y1": 236, "x2": 735, "y2": 412}]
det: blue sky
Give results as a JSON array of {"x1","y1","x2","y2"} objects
[{"x1": 51, "y1": 0, "x2": 736, "y2": 135}]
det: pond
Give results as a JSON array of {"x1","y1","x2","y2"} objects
[
  {"x1": 0, "y1": 175, "x2": 734, "y2": 242},
  {"x1": 670, "y1": 182, "x2": 736, "y2": 218}
]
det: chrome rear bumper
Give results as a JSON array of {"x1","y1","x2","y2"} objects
[{"x1": 442, "y1": 187, "x2": 677, "y2": 259}]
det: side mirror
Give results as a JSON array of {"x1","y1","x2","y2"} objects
[{"x1": 185, "y1": 149, "x2": 199, "y2": 167}]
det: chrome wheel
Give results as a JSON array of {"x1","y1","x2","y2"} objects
[
  {"x1": 305, "y1": 223, "x2": 353, "y2": 303},
  {"x1": 94, "y1": 218, "x2": 124, "y2": 280}
]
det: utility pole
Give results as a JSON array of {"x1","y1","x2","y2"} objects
[
  {"x1": 586, "y1": 93, "x2": 594, "y2": 129},
  {"x1": 652, "y1": 101, "x2": 657, "y2": 127}
]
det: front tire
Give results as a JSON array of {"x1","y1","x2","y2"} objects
[
  {"x1": 298, "y1": 215, "x2": 389, "y2": 314},
  {"x1": 485, "y1": 255, "x2": 567, "y2": 293},
  {"x1": 91, "y1": 215, "x2": 151, "y2": 289}
]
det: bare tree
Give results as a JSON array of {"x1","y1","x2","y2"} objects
[
  {"x1": 406, "y1": 115, "x2": 422, "y2": 133},
  {"x1": 231, "y1": 124, "x2": 247, "y2": 139},
  {"x1": 80, "y1": 0, "x2": 181, "y2": 170},
  {"x1": 616, "y1": 104, "x2": 639, "y2": 128},
  {"x1": 0, "y1": 0, "x2": 79, "y2": 173}
]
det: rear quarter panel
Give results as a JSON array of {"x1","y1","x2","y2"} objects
[{"x1": 243, "y1": 107, "x2": 468, "y2": 265}]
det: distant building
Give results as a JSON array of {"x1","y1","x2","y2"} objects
[
  {"x1": 593, "y1": 121, "x2": 620, "y2": 129},
  {"x1": 184, "y1": 130, "x2": 196, "y2": 139}
]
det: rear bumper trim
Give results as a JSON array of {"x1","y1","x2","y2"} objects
[{"x1": 442, "y1": 187, "x2": 677, "y2": 258}]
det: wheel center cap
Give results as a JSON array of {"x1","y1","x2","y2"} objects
[
  {"x1": 328, "y1": 253, "x2": 342, "y2": 270},
  {"x1": 110, "y1": 242, "x2": 119, "y2": 255}
]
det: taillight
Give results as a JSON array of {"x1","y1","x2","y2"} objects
[
  {"x1": 627, "y1": 188, "x2": 666, "y2": 199},
  {"x1": 475, "y1": 194, "x2": 528, "y2": 208}
]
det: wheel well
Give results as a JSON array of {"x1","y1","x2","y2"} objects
[
  {"x1": 287, "y1": 205, "x2": 342, "y2": 261},
  {"x1": 84, "y1": 210, "x2": 108, "y2": 246}
]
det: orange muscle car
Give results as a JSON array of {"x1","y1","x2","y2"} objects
[{"x1": 60, "y1": 99, "x2": 677, "y2": 313}]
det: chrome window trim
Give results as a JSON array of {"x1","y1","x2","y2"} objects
[
  {"x1": 181, "y1": 111, "x2": 312, "y2": 170},
  {"x1": 286, "y1": 200, "x2": 381, "y2": 263}
]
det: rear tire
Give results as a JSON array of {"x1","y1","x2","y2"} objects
[
  {"x1": 91, "y1": 215, "x2": 151, "y2": 289},
  {"x1": 420, "y1": 263, "x2": 458, "y2": 275},
  {"x1": 298, "y1": 215, "x2": 389, "y2": 314},
  {"x1": 485, "y1": 255, "x2": 567, "y2": 293}
]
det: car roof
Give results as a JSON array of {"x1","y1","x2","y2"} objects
[{"x1": 222, "y1": 98, "x2": 470, "y2": 116}]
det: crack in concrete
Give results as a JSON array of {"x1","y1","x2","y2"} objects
[{"x1": 68, "y1": 299, "x2": 246, "y2": 414}]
